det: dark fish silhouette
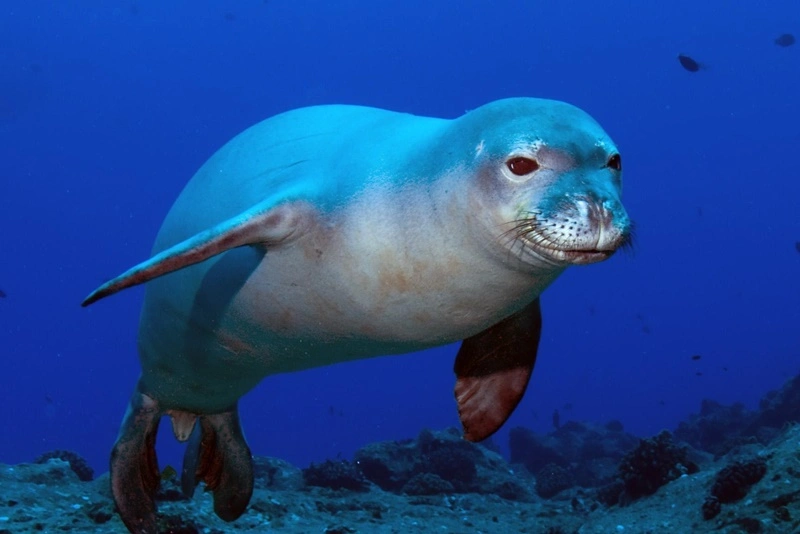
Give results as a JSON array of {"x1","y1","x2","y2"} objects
[
  {"x1": 160, "y1": 465, "x2": 177, "y2": 481},
  {"x1": 0, "y1": 289, "x2": 6, "y2": 298},
  {"x1": 775, "y1": 34, "x2": 795, "y2": 47},
  {"x1": 678, "y1": 54, "x2": 701, "y2": 72},
  {"x1": 691, "y1": 354, "x2": 702, "y2": 361},
  {"x1": 795, "y1": 241, "x2": 800, "y2": 253}
]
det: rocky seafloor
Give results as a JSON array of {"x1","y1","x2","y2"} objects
[{"x1": 3, "y1": 373, "x2": 800, "y2": 534}]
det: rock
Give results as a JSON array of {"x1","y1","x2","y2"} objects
[
  {"x1": 618, "y1": 430, "x2": 699, "y2": 501},
  {"x1": 303, "y1": 459, "x2": 369, "y2": 492},
  {"x1": 253, "y1": 456, "x2": 304, "y2": 490}
]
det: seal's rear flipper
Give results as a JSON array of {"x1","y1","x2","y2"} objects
[
  {"x1": 180, "y1": 406, "x2": 254, "y2": 522},
  {"x1": 454, "y1": 298, "x2": 542, "y2": 442},
  {"x1": 110, "y1": 390, "x2": 162, "y2": 534}
]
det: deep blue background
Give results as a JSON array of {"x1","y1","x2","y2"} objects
[{"x1": 1, "y1": 0, "x2": 798, "y2": 476}]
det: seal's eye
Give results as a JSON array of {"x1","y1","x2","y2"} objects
[
  {"x1": 506, "y1": 157, "x2": 539, "y2": 176},
  {"x1": 607, "y1": 154, "x2": 621, "y2": 171}
]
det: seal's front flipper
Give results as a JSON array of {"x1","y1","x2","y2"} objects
[
  {"x1": 110, "y1": 389, "x2": 162, "y2": 534},
  {"x1": 181, "y1": 406, "x2": 254, "y2": 522},
  {"x1": 454, "y1": 298, "x2": 542, "y2": 442},
  {"x1": 81, "y1": 200, "x2": 312, "y2": 306}
]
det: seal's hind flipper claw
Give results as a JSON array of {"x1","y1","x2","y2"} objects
[{"x1": 110, "y1": 390, "x2": 162, "y2": 534}]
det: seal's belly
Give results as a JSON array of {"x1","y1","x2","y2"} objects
[
  {"x1": 138, "y1": 224, "x2": 544, "y2": 411},
  {"x1": 224, "y1": 235, "x2": 525, "y2": 367}
]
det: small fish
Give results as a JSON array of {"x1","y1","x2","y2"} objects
[
  {"x1": 677, "y1": 54, "x2": 701, "y2": 72},
  {"x1": 691, "y1": 354, "x2": 702, "y2": 361},
  {"x1": 695, "y1": 371, "x2": 703, "y2": 376},
  {"x1": 161, "y1": 465, "x2": 178, "y2": 481},
  {"x1": 795, "y1": 241, "x2": 800, "y2": 254},
  {"x1": 775, "y1": 34, "x2": 795, "y2": 47},
  {"x1": 0, "y1": 288, "x2": 6, "y2": 298}
]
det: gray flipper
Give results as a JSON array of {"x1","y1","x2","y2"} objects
[
  {"x1": 454, "y1": 298, "x2": 542, "y2": 442},
  {"x1": 180, "y1": 406, "x2": 254, "y2": 522},
  {"x1": 110, "y1": 387, "x2": 163, "y2": 534}
]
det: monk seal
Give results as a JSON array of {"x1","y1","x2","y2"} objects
[{"x1": 83, "y1": 97, "x2": 632, "y2": 533}]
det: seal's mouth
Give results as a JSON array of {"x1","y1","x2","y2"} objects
[
  {"x1": 523, "y1": 240, "x2": 616, "y2": 265},
  {"x1": 501, "y1": 212, "x2": 634, "y2": 267}
]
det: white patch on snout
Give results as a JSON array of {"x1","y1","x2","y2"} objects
[{"x1": 594, "y1": 139, "x2": 606, "y2": 148}]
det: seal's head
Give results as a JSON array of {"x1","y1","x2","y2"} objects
[{"x1": 452, "y1": 97, "x2": 632, "y2": 269}]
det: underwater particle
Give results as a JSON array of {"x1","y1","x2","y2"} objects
[
  {"x1": 696, "y1": 372, "x2": 703, "y2": 376},
  {"x1": 0, "y1": 288, "x2": 6, "y2": 298},
  {"x1": 691, "y1": 354, "x2": 702, "y2": 361},
  {"x1": 775, "y1": 33, "x2": 795, "y2": 47},
  {"x1": 677, "y1": 54, "x2": 700, "y2": 72}
]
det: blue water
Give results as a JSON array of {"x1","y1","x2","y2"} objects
[{"x1": 1, "y1": 0, "x2": 798, "y2": 479}]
